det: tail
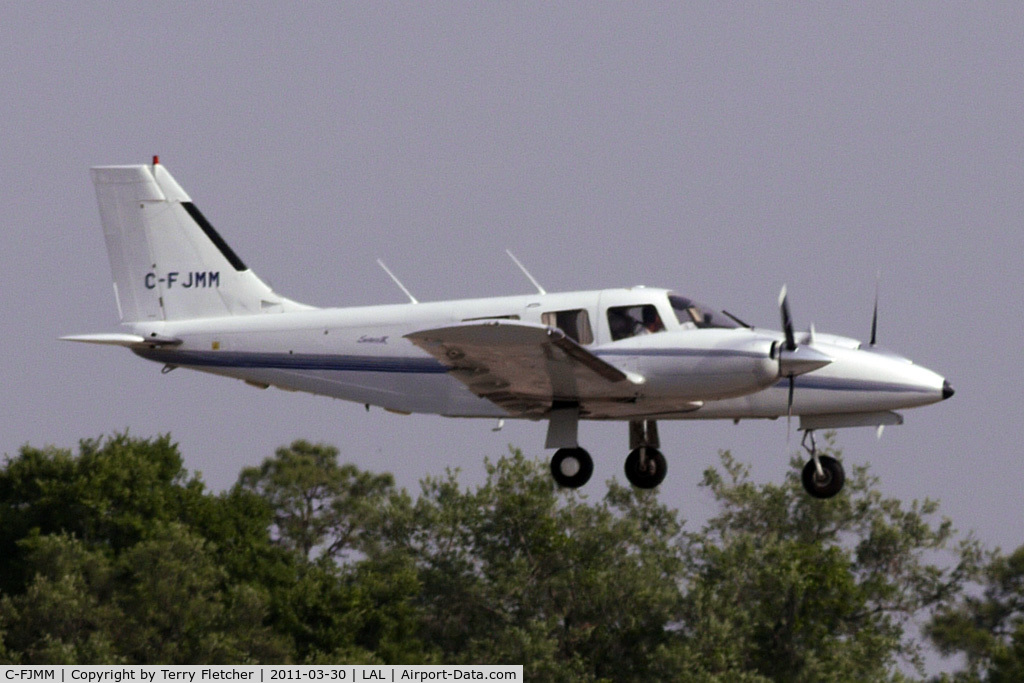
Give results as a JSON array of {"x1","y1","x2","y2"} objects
[{"x1": 91, "y1": 158, "x2": 313, "y2": 322}]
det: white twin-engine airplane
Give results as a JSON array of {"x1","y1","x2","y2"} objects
[{"x1": 64, "y1": 159, "x2": 954, "y2": 499}]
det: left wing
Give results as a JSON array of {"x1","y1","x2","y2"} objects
[{"x1": 405, "y1": 320, "x2": 643, "y2": 416}]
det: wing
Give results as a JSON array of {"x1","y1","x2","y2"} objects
[{"x1": 405, "y1": 320, "x2": 643, "y2": 416}]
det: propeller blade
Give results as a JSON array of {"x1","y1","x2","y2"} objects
[
  {"x1": 787, "y1": 375, "x2": 795, "y2": 436},
  {"x1": 778, "y1": 285, "x2": 796, "y2": 351}
]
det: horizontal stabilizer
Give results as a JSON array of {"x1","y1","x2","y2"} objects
[{"x1": 60, "y1": 333, "x2": 182, "y2": 347}]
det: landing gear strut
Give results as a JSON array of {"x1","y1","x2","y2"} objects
[
  {"x1": 550, "y1": 447, "x2": 593, "y2": 488},
  {"x1": 800, "y1": 430, "x2": 844, "y2": 499},
  {"x1": 624, "y1": 420, "x2": 667, "y2": 489}
]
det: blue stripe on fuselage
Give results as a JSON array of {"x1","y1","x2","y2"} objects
[
  {"x1": 777, "y1": 376, "x2": 927, "y2": 393},
  {"x1": 134, "y1": 349, "x2": 449, "y2": 374}
]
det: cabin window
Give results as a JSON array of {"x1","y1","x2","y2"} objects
[
  {"x1": 607, "y1": 304, "x2": 665, "y2": 341},
  {"x1": 542, "y1": 309, "x2": 594, "y2": 345}
]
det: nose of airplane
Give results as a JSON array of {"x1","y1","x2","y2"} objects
[{"x1": 943, "y1": 379, "x2": 955, "y2": 400}]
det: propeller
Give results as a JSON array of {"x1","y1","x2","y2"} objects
[
  {"x1": 776, "y1": 286, "x2": 834, "y2": 430},
  {"x1": 779, "y1": 285, "x2": 796, "y2": 352}
]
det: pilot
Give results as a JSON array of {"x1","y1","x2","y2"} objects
[
  {"x1": 641, "y1": 306, "x2": 664, "y2": 334},
  {"x1": 608, "y1": 309, "x2": 634, "y2": 341}
]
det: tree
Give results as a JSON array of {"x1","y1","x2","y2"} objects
[
  {"x1": 678, "y1": 444, "x2": 980, "y2": 681},
  {"x1": 0, "y1": 526, "x2": 290, "y2": 664},
  {"x1": 0, "y1": 433, "x2": 200, "y2": 594},
  {"x1": 0, "y1": 432, "x2": 983, "y2": 675},
  {"x1": 378, "y1": 443, "x2": 978, "y2": 681},
  {"x1": 0, "y1": 533, "x2": 123, "y2": 663},
  {"x1": 927, "y1": 545, "x2": 1024, "y2": 682},
  {"x1": 234, "y1": 440, "x2": 433, "y2": 663},
  {"x1": 386, "y1": 449, "x2": 690, "y2": 681},
  {"x1": 112, "y1": 522, "x2": 289, "y2": 663},
  {"x1": 0, "y1": 433, "x2": 294, "y2": 663},
  {"x1": 236, "y1": 440, "x2": 397, "y2": 561}
]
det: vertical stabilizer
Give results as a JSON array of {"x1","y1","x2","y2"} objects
[{"x1": 90, "y1": 161, "x2": 312, "y2": 322}]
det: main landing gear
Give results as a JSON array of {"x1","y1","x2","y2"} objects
[
  {"x1": 624, "y1": 419, "x2": 666, "y2": 489},
  {"x1": 549, "y1": 419, "x2": 667, "y2": 490},
  {"x1": 800, "y1": 430, "x2": 845, "y2": 499},
  {"x1": 550, "y1": 447, "x2": 594, "y2": 489}
]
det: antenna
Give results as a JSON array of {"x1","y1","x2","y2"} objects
[
  {"x1": 376, "y1": 259, "x2": 419, "y2": 304},
  {"x1": 870, "y1": 272, "x2": 880, "y2": 346},
  {"x1": 506, "y1": 250, "x2": 546, "y2": 295}
]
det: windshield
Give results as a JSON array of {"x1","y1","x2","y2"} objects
[{"x1": 669, "y1": 294, "x2": 740, "y2": 329}]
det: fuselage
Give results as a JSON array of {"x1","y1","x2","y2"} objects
[{"x1": 124, "y1": 286, "x2": 950, "y2": 424}]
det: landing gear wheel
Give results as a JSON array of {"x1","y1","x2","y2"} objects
[
  {"x1": 801, "y1": 455, "x2": 845, "y2": 499},
  {"x1": 624, "y1": 447, "x2": 667, "y2": 489},
  {"x1": 550, "y1": 448, "x2": 593, "y2": 488}
]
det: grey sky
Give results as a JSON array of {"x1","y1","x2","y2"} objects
[{"x1": 2, "y1": 1, "x2": 1021, "y2": 622}]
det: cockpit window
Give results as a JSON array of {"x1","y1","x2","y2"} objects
[
  {"x1": 669, "y1": 294, "x2": 739, "y2": 329},
  {"x1": 608, "y1": 304, "x2": 665, "y2": 341}
]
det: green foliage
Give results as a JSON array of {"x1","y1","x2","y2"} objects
[
  {"x1": 237, "y1": 440, "x2": 397, "y2": 561},
  {"x1": 681, "y1": 444, "x2": 978, "y2": 681},
  {"x1": 927, "y1": 545, "x2": 1024, "y2": 681},
  {"x1": 387, "y1": 449, "x2": 687, "y2": 681},
  {"x1": 0, "y1": 431, "x2": 993, "y2": 680},
  {"x1": 0, "y1": 434, "x2": 295, "y2": 664},
  {"x1": 0, "y1": 533, "x2": 123, "y2": 663},
  {"x1": 0, "y1": 527, "x2": 289, "y2": 664},
  {"x1": 0, "y1": 433, "x2": 197, "y2": 594},
  {"x1": 233, "y1": 440, "x2": 433, "y2": 664},
  {"x1": 112, "y1": 522, "x2": 288, "y2": 663}
]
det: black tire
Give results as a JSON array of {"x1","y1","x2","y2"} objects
[
  {"x1": 624, "y1": 447, "x2": 667, "y2": 489},
  {"x1": 550, "y1": 448, "x2": 594, "y2": 488},
  {"x1": 801, "y1": 455, "x2": 845, "y2": 499}
]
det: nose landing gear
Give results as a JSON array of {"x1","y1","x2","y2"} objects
[{"x1": 800, "y1": 430, "x2": 845, "y2": 499}]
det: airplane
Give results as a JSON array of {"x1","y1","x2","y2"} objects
[{"x1": 63, "y1": 158, "x2": 954, "y2": 499}]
